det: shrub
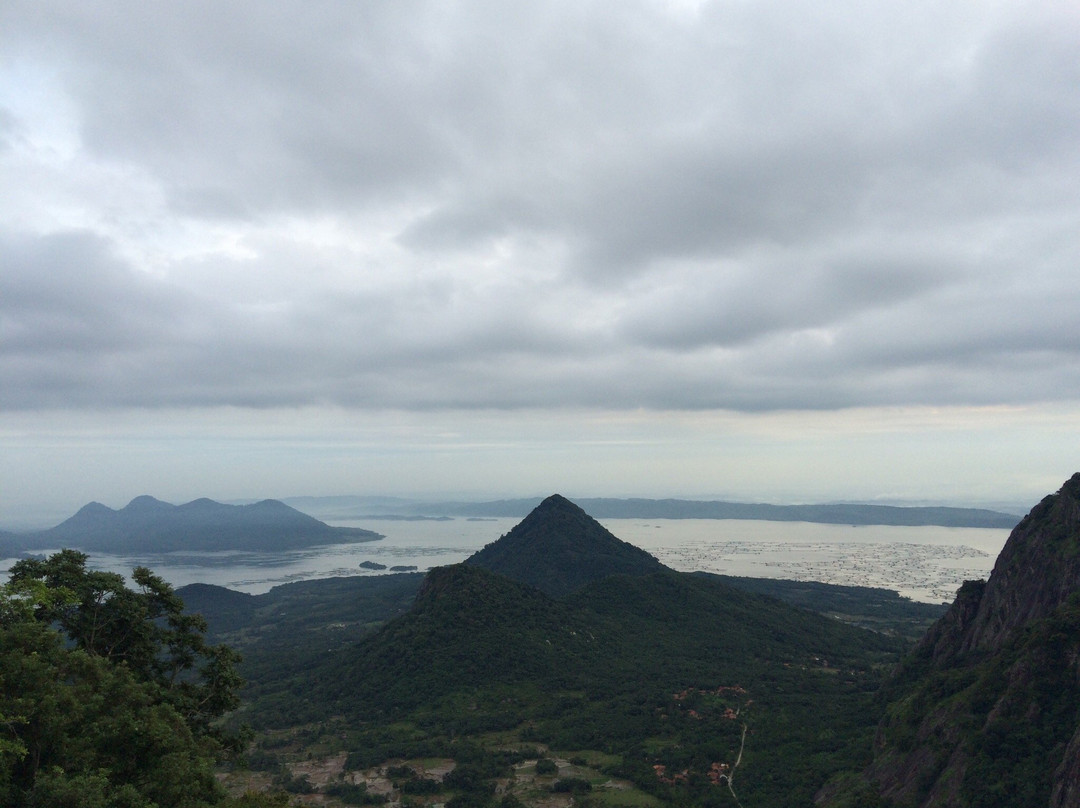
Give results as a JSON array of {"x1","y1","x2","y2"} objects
[
  {"x1": 552, "y1": 777, "x2": 592, "y2": 794},
  {"x1": 535, "y1": 758, "x2": 558, "y2": 776},
  {"x1": 324, "y1": 782, "x2": 389, "y2": 805}
]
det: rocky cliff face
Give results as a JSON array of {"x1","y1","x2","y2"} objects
[
  {"x1": 958, "y1": 474, "x2": 1080, "y2": 656},
  {"x1": 823, "y1": 473, "x2": 1080, "y2": 808},
  {"x1": 914, "y1": 578, "x2": 986, "y2": 666}
]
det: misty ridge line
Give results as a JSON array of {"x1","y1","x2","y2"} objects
[
  {"x1": 283, "y1": 494, "x2": 1019, "y2": 529},
  {"x1": 0, "y1": 494, "x2": 1018, "y2": 545},
  {"x1": 0, "y1": 495, "x2": 382, "y2": 554}
]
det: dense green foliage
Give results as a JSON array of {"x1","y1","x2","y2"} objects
[
  {"x1": 0, "y1": 550, "x2": 247, "y2": 807},
  {"x1": 322, "y1": 565, "x2": 592, "y2": 713},
  {"x1": 534, "y1": 758, "x2": 557, "y2": 776},
  {"x1": 183, "y1": 573, "x2": 426, "y2": 728},
  {"x1": 232, "y1": 564, "x2": 906, "y2": 806},
  {"x1": 701, "y1": 574, "x2": 947, "y2": 640}
]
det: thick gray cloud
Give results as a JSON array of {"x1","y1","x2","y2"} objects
[{"x1": 1, "y1": 0, "x2": 1078, "y2": 414}]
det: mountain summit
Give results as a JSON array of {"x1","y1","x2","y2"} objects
[{"x1": 464, "y1": 493, "x2": 664, "y2": 597}]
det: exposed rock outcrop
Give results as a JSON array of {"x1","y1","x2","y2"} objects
[{"x1": 959, "y1": 473, "x2": 1080, "y2": 656}]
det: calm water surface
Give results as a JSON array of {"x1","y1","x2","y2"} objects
[{"x1": 7, "y1": 518, "x2": 1010, "y2": 603}]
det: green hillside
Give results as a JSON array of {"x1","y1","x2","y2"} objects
[{"x1": 231, "y1": 560, "x2": 904, "y2": 807}]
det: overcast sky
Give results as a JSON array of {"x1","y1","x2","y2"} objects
[{"x1": 2, "y1": 0, "x2": 1078, "y2": 524}]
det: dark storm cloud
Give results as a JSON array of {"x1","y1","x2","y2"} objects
[{"x1": 1, "y1": 0, "x2": 1078, "y2": 413}]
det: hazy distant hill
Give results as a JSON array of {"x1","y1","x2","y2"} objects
[
  {"x1": 288, "y1": 494, "x2": 1020, "y2": 528},
  {"x1": 464, "y1": 493, "x2": 664, "y2": 596},
  {"x1": 445, "y1": 496, "x2": 1020, "y2": 527},
  {"x1": 0, "y1": 530, "x2": 16, "y2": 559},
  {"x1": 7, "y1": 495, "x2": 382, "y2": 554}
]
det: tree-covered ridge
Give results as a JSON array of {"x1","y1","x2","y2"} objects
[
  {"x1": 699, "y1": 574, "x2": 946, "y2": 641},
  {"x1": 464, "y1": 493, "x2": 664, "y2": 597},
  {"x1": 182, "y1": 569, "x2": 943, "y2": 660},
  {"x1": 5, "y1": 496, "x2": 382, "y2": 554},
  {"x1": 179, "y1": 572, "x2": 425, "y2": 642}
]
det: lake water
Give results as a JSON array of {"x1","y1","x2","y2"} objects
[{"x1": 5, "y1": 517, "x2": 1011, "y2": 604}]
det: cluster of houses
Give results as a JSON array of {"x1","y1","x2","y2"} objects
[
  {"x1": 672, "y1": 684, "x2": 747, "y2": 700},
  {"x1": 670, "y1": 685, "x2": 748, "y2": 721},
  {"x1": 651, "y1": 761, "x2": 733, "y2": 787}
]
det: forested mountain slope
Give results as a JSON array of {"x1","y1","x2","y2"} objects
[{"x1": 821, "y1": 472, "x2": 1080, "y2": 808}]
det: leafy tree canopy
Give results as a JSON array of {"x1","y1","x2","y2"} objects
[{"x1": 0, "y1": 549, "x2": 245, "y2": 807}]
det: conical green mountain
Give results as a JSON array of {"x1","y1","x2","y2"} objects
[
  {"x1": 240, "y1": 498, "x2": 910, "y2": 806},
  {"x1": 464, "y1": 493, "x2": 664, "y2": 597}
]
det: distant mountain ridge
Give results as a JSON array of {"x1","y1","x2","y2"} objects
[
  {"x1": 464, "y1": 493, "x2": 664, "y2": 597},
  {"x1": 451, "y1": 497, "x2": 1020, "y2": 527},
  {"x1": 6, "y1": 495, "x2": 382, "y2": 554},
  {"x1": 285, "y1": 494, "x2": 1019, "y2": 528}
]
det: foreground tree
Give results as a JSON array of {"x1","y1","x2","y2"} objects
[{"x1": 0, "y1": 550, "x2": 245, "y2": 807}]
